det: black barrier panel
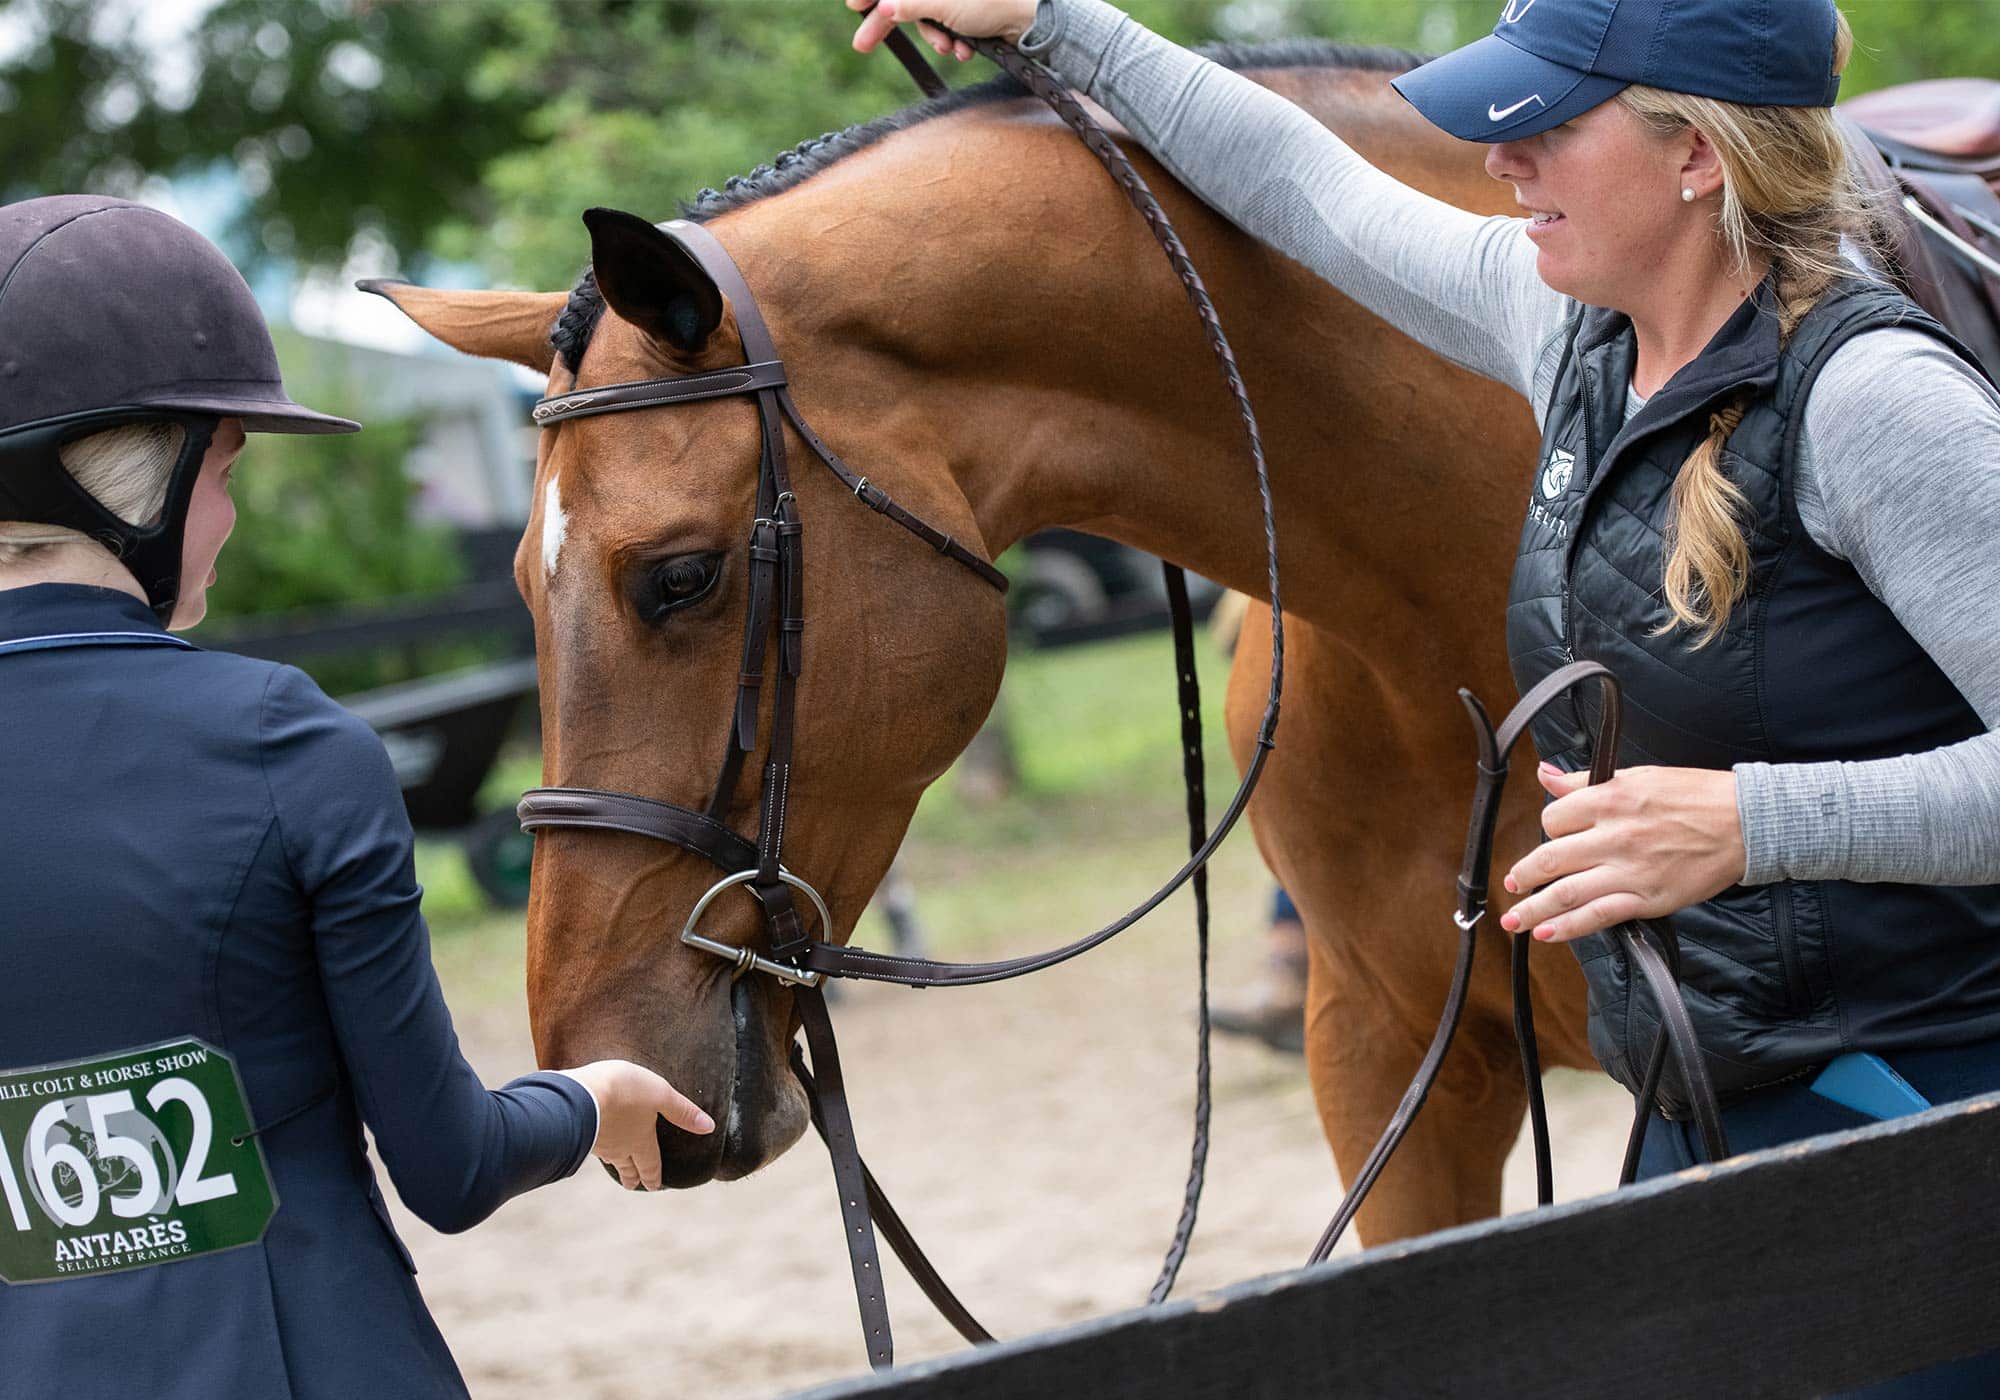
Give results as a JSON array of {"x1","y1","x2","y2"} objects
[
  {"x1": 194, "y1": 578, "x2": 532, "y2": 664},
  {"x1": 340, "y1": 657, "x2": 539, "y2": 828},
  {"x1": 793, "y1": 1094, "x2": 2000, "y2": 1399}
]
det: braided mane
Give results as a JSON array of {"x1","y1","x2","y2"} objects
[{"x1": 551, "y1": 37, "x2": 1430, "y2": 371}]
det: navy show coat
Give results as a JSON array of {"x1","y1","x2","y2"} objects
[{"x1": 0, "y1": 583, "x2": 595, "y2": 1399}]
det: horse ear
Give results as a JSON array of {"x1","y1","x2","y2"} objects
[
  {"x1": 583, "y1": 207, "x2": 725, "y2": 354},
  {"x1": 357, "y1": 281, "x2": 566, "y2": 374}
]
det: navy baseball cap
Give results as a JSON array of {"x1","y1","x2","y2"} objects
[{"x1": 1392, "y1": 0, "x2": 1844, "y2": 143}]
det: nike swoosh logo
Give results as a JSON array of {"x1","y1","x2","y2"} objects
[{"x1": 1488, "y1": 94, "x2": 1546, "y2": 123}]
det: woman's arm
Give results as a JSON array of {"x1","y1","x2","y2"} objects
[
  {"x1": 258, "y1": 667, "x2": 701, "y2": 1228},
  {"x1": 1016, "y1": 0, "x2": 1571, "y2": 401},
  {"x1": 1734, "y1": 329, "x2": 2000, "y2": 886}
]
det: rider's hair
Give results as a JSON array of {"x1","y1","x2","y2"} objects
[
  {"x1": 0, "y1": 421, "x2": 185, "y2": 565},
  {"x1": 1616, "y1": 8, "x2": 1879, "y2": 647}
]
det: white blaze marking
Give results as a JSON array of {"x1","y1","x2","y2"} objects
[{"x1": 542, "y1": 475, "x2": 569, "y2": 579}]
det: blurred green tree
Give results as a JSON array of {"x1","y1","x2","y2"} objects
[
  {"x1": 4, "y1": 0, "x2": 1992, "y2": 290},
  {"x1": 192, "y1": 330, "x2": 483, "y2": 692},
  {"x1": 0, "y1": 0, "x2": 531, "y2": 267},
  {"x1": 206, "y1": 334, "x2": 464, "y2": 619}
]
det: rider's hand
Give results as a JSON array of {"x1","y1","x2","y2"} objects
[
  {"x1": 847, "y1": 0, "x2": 1041, "y2": 62},
  {"x1": 1499, "y1": 763, "x2": 1747, "y2": 945},
  {"x1": 561, "y1": 1059, "x2": 715, "y2": 1191}
]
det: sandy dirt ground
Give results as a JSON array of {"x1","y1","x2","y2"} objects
[{"x1": 390, "y1": 897, "x2": 1637, "y2": 1400}]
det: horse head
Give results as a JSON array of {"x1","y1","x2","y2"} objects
[
  {"x1": 370, "y1": 40, "x2": 1540, "y2": 1209},
  {"x1": 371, "y1": 204, "x2": 1008, "y2": 1184}
]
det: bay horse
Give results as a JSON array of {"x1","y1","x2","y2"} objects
[{"x1": 371, "y1": 39, "x2": 1591, "y2": 1248}]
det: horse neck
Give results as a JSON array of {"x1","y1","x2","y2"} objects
[{"x1": 726, "y1": 75, "x2": 1537, "y2": 638}]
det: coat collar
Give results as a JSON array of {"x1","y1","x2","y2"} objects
[
  {"x1": 1572, "y1": 270, "x2": 1788, "y2": 487},
  {"x1": 0, "y1": 583, "x2": 169, "y2": 645},
  {"x1": 1577, "y1": 270, "x2": 1785, "y2": 424}
]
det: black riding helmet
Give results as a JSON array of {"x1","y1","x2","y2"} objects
[{"x1": 0, "y1": 195, "x2": 358, "y2": 623}]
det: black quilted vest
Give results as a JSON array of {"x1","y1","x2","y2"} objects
[{"x1": 1508, "y1": 272, "x2": 2000, "y2": 1111}]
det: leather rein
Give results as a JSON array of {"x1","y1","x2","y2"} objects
[{"x1": 515, "y1": 21, "x2": 1726, "y2": 1371}]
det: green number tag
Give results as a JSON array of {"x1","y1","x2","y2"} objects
[{"x1": 0, "y1": 1038, "x2": 278, "y2": 1284}]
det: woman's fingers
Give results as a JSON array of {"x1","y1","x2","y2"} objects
[
  {"x1": 916, "y1": 19, "x2": 975, "y2": 60},
  {"x1": 1505, "y1": 829, "x2": 1609, "y2": 901},
  {"x1": 849, "y1": 1, "x2": 902, "y2": 54},
  {"x1": 562, "y1": 1059, "x2": 716, "y2": 1192},
  {"x1": 1526, "y1": 890, "x2": 1647, "y2": 944},
  {"x1": 651, "y1": 1077, "x2": 716, "y2": 1136},
  {"x1": 850, "y1": 0, "x2": 1035, "y2": 55},
  {"x1": 1503, "y1": 865, "x2": 1621, "y2": 935}
]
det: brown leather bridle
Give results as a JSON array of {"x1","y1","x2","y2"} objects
[
  {"x1": 515, "y1": 30, "x2": 1284, "y2": 1370},
  {"x1": 513, "y1": 21, "x2": 1725, "y2": 1373}
]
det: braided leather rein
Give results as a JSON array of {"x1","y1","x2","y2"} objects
[
  {"x1": 515, "y1": 22, "x2": 1282, "y2": 1370},
  {"x1": 516, "y1": 17, "x2": 1724, "y2": 1372}
]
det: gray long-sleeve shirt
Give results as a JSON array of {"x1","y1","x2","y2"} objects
[{"x1": 1021, "y1": 0, "x2": 2000, "y2": 888}]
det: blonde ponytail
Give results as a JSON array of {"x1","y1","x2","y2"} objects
[
  {"x1": 1620, "y1": 7, "x2": 1877, "y2": 646},
  {"x1": 1656, "y1": 397, "x2": 1751, "y2": 646}
]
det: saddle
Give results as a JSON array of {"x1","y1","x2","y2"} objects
[{"x1": 1842, "y1": 78, "x2": 2000, "y2": 378}]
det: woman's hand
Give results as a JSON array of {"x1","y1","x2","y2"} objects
[
  {"x1": 562, "y1": 1060, "x2": 715, "y2": 1191},
  {"x1": 1499, "y1": 762, "x2": 1747, "y2": 944},
  {"x1": 847, "y1": 0, "x2": 1041, "y2": 62}
]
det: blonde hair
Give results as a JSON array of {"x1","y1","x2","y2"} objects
[
  {"x1": 1617, "y1": 9, "x2": 1882, "y2": 646},
  {"x1": 0, "y1": 421, "x2": 185, "y2": 566}
]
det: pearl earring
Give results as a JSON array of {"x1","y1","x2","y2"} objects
[{"x1": 1682, "y1": 188, "x2": 1697, "y2": 202}]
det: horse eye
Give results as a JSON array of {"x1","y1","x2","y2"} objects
[
  {"x1": 641, "y1": 551, "x2": 721, "y2": 621},
  {"x1": 660, "y1": 558, "x2": 710, "y2": 598}
]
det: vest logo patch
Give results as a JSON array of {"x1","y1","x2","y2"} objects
[{"x1": 1538, "y1": 448, "x2": 1575, "y2": 501}]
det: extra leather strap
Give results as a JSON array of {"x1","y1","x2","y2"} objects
[
  {"x1": 1619, "y1": 918, "x2": 1730, "y2": 1163},
  {"x1": 791, "y1": 1046, "x2": 994, "y2": 1348},
  {"x1": 1309, "y1": 661, "x2": 1729, "y2": 1263},
  {"x1": 1147, "y1": 562, "x2": 1211, "y2": 1304},
  {"x1": 794, "y1": 739, "x2": 1268, "y2": 984},
  {"x1": 794, "y1": 987, "x2": 895, "y2": 1370},
  {"x1": 1307, "y1": 908, "x2": 1481, "y2": 1265}
]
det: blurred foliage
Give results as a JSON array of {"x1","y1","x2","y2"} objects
[
  {"x1": 4, "y1": 0, "x2": 1993, "y2": 290},
  {"x1": 0, "y1": 0, "x2": 530, "y2": 265},
  {"x1": 206, "y1": 334, "x2": 462, "y2": 616},
  {"x1": 193, "y1": 329, "x2": 490, "y2": 693}
]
